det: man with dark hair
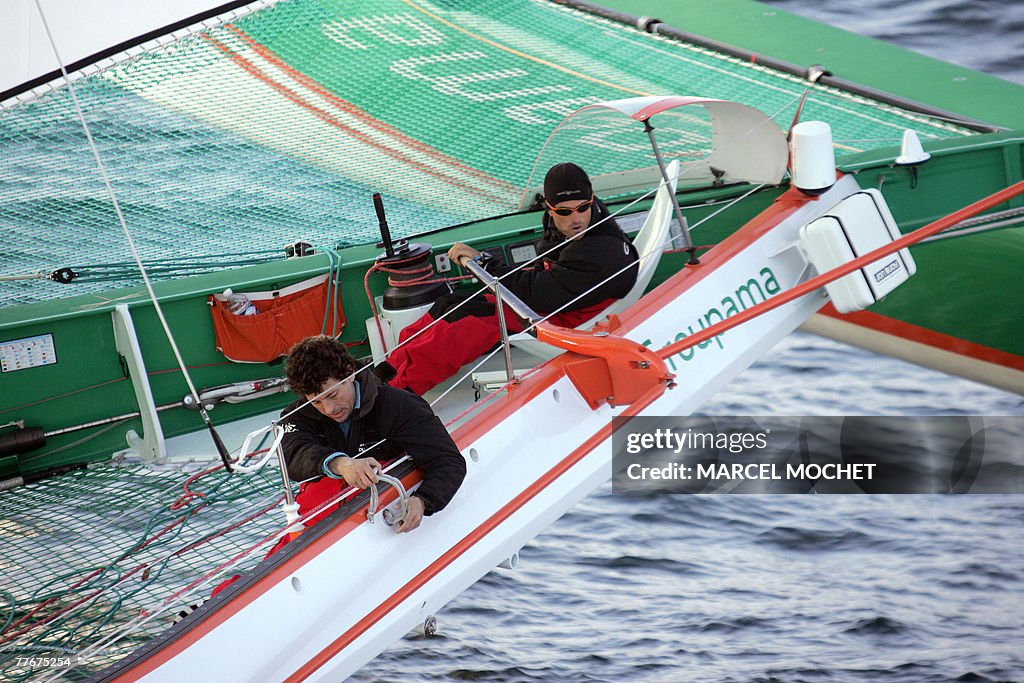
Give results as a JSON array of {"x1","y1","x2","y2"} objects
[
  {"x1": 383, "y1": 162, "x2": 639, "y2": 394},
  {"x1": 280, "y1": 335, "x2": 466, "y2": 533}
]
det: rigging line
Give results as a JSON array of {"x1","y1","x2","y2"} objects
[
  {"x1": 282, "y1": 173, "x2": 690, "y2": 425},
  {"x1": 82, "y1": 507, "x2": 298, "y2": 666},
  {"x1": 23, "y1": 419, "x2": 129, "y2": 461},
  {"x1": 0, "y1": 376, "x2": 126, "y2": 415},
  {"x1": 400, "y1": 0, "x2": 650, "y2": 96},
  {"x1": 76, "y1": 249, "x2": 285, "y2": 267},
  {"x1": 0, "y1": 271, "x2": 46, "y2": 282},
  {"x1": 16, "y1": 481, "x2": 283, "y2": 658},
  {"x1": 33, "y1": 0, "x2": 235, "y2": 473},
  {"x1": 921, "y1": 217, "x2": 1024, "y2": 243},
  {"x1": 63, "y1": 260, "x2": 278, "y2": 275},
  {"x1": 657, "y1": 179, "x2": 1024, "y2": 360},
  {"x1": 113, "y1": 455, "x2": 409, "y2": 645},
  {"x1": 937, "y1": 205, "x2": 1024, "y2": 229}
]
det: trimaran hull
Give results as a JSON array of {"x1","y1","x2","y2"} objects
[
  {"x1": 100, "y1": 176, "x2": 858, "y2": 681},
  {"x1": 2, "y1": 1, "x2": 1023, "y2": 680}
]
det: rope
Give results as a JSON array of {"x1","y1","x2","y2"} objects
[
  {"x1": 36, "y1": 445, "x2": 404, "y2": 670},
  {"x1": 0, "y1": 460, "x2": 284, "y2": 652},
  {"x1": 31, "y1": 0, "x2": 232, "y2": 471},
  {"x1": 361, "y1": 250, "x2": 475, "y2": 359}
]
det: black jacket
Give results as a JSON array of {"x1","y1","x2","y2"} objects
[
  {"x1": 486, "y1": 198, "x2": 639, "y2": 314},
  {"x1": 279, "y1": 370, "x2": 466, "y2": 515}
]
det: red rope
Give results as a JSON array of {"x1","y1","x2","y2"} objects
[
  {"x1": 363, "y1": 257, "x2": 474, "y2": 361},
  {"x1": 170, "y1": 462, "x2": 227, "y2": 510},
  {"x1": 0, "y1": 565, "x2": 146, "y2": 645},
  {"x1": 0, "y1": 377, "x2": 126, "y2": 415},
  {"x1": 170, "y1": 498, "x2": 283, "y2": 558},
  {"x1": 658, "y1": 180, "x2": 1024, "y2": 360}
]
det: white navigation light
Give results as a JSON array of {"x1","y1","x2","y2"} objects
[
  {"x1": 895, "y1": 129, "x2": 931, "y2": 166},
  {"x1": 790, "y1": 121, "x2": 836, "y2": 195}
]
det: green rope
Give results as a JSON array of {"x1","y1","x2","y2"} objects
[
  {"x1": 312, "y1": 243, "x2": 345, "y2": 337},
  {"x1": 0, "y1": 462, "x2": 288, "y2": 680}
]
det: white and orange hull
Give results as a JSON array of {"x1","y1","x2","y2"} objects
[{"x1": 103, "y1": 176, "x2": 866, "y2": 682}]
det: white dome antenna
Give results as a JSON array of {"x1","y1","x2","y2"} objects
[
  {"x1": 895, "y1": 129, "x2": 931, "y2": 166},
  {"x1": 790, "y1": 121, "x2": 836, "y2": 195}
]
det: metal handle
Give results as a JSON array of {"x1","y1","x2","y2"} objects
[
  {"x1": 373, "y1": 193, "x2": 395, "y2": 258},
  {"x1": 366, "y1": 470, "x2": 410, "y2": 526},
  {"x1": 232, "y1": 424, "x2": 285, "y2": 474},
  {"x1": 459, "y1": 257, "x2": 542, "y2": 328}
]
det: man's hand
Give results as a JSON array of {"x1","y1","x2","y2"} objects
[
  {"x1": 447, "y1": 242, "x2": 480, "y2": 266},
  {"x1": 394, "y1": 495, "x2": 425, "y2": 534},
  {"x1": 328, "y1": 456, "x2": 381, "y2": 488}
]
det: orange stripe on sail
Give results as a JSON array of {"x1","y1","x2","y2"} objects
[
  {"x1": 227, "y1": 25, "x2": 519, "y2": 195},
  {"x1": 202, "y1": 34, "x2": 509, "y2": 202}
]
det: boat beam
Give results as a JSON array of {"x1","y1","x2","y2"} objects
[{"x1": 111, "y1": 304, "x2": 166, "y2": 462}]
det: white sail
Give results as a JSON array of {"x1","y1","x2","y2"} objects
[{"x1": 1, "y1": 0, "x2": 227, "y2": 95}]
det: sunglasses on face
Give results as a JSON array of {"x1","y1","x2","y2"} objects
[{"x1": 545, "y1": 196, "x2": 594, "y2": 216}]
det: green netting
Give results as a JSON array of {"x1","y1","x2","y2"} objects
[
  {"x1": 1, "y1": 0, "x2": 973, "y2": 308},
  {"x1": 0, "y1": 0, "x2": 974, "y2": 307},
  {"x1": 0, "y1": 461, "x2": 288, "y2": 681}
]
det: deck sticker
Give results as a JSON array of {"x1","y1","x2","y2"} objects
[{"x1": 0, "y1": 333, "x2": 57, "y2": 373}]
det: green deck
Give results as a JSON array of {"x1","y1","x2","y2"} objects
[{"x1": 602, "y1": 0, "x2": 1024, "y2": 130}]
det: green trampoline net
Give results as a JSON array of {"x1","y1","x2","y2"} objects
[
  {"x1": 0, "y1": 0, "x2": 975, "y2": 306},
  {"x1": 0, "y1": 461, "x2": 289, "y2": 681}
]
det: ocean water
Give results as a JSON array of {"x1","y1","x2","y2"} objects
[
  {"x1": 355, "y1": 3, "x2": 1024, "y2": 682},
  {"x1": 762, "y1": 0, "x2": 1024, "y2": 86}
]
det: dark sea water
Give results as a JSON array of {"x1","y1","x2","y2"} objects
[
  {"x1": 763, "y1": 0, "x2": 1024, "y2": 86},
  {"x1": 356, "y1": 3, "x2": 1024, "y2": 682}
]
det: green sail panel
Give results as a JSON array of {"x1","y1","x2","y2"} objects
[{"x1": 0, "y1": 0, "x2": 974, "y2": 305}]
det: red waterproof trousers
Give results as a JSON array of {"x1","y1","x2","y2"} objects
[{"x1": 387, "y1": 294, "x2": 612, "y2": 394}]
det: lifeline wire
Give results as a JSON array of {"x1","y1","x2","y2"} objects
[{"x1": 33, "y1": 0, "x2": 233, "y2": 471}]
